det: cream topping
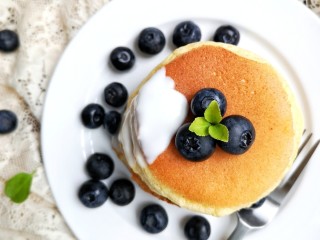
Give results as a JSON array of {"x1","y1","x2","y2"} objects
[{"x1": 118, "y1": 67, "x2": 188, "y2": 166}]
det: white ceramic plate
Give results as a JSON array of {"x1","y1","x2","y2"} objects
[{"x1": 41, "y1": 0, "x2": 320, "y2": 239}]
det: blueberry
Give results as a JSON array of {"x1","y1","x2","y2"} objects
[
  {"x1": 78, "y1": 180, "x2": 108, "y2": 208},
  {"x1": 191, "y1": 88, "x2": 227, "y2": 117},
  {"x1": 104, "y1": 110, "x2": 122, "y2": 134},
  {"x1": 218, "y1": 115, "x2": 255, "y2": 154},
  {"x1": 250, "y1": 197, "x2": 266, "y2": 209},
  {"x1": 140, "y1": 204, "x2": 168, "y2": 234},
  {"x1": 138, "y1": 27, "x2": 166, "y2": 55},
  {"x1": 86, "y1": 153, "x2": 114, "y2": 180},
  {"x1": 110, "y1": 46, "x2": 135, "y2": 71},
  {"x1": 0, "y1": 30, "x2": 19, "y2": 52},
  {"x1": 0, "y1": 110, "x2": 18, "y2": 134},
  {"x1": 104, "y1": 82, "x2": 128, "y2": 108},
  {"x1": 175, "y1": 123, "x2": 216, "y2": 161},
  {"x1": 172, "y1": 21, "x2": 201, "y2": 48},
  {"x1": 213, "y1": 25, "x2": 240, "y2": 45},
  {"x1": 184, "y1": 215, "x2": 211, "y2": 240},
  {"x1": 81, "y1": 103, "x2": 105, "y2": 129},
  {"x1": 109, "y1": 179, "x2": 135, "y2": 206}
]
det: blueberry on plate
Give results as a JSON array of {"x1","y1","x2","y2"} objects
[
  {"x1": 172, "y1": 21, "x2": 201, "y2": 48},
  {"x1": 250, "y1": 197, "x2": 266, "y2": 209},
  {"x1": 109, "y1": 179, "x2": 135, "y2": 206},
  {"x1": 218, "y1": 115, "x2": 255, "y2": 154},
  {"x1": 175, "y1": 123, "x2": 216, "y2": 161},
  {"x1": 110, "y1": 46, "x2": 135, "y2": 71},
  {"x1": 104, "y1": 82, "x2": 128, "y2": 108},
  {"x1": 104, "y1": 110, "x2": 122, "y2": 134},
  {"x1": 0, "y1": 30, "x2": 19, "y2": 52},
  {"x1": 86, "y1": 153, "x2": 114, "y2": 180},
  {"x1": 184, "y1": 215, "x2": 211, "y2": 240},
  {"x1": 138, "y1": 27, "x2": 166, "y2": 55},
  {"x1": 81, "y1": 103, "x2": 105, "y2": 129},
  {"x1": 78, "y1": 180, "x2": 108, "y2": 208},
  {"x1": 191, "y1": 88, "x2": 227, "y2": 117},
  {"x1": 0, "y1": 110, "x2": 18, "y2": 134},
  {"x1": 140, "y1": 204, "x2": 168, "y2": 234},
  {"x1": 213, "y1": 25, "x2": 240, "y2": 45}
]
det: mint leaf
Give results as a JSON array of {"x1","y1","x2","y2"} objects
[
  {"x1": 5, "y1": 172, "x2": 34, "y2": 203},
  {"x1": 208, "y1": 124, "x2": 229, "y2": 142},
  {"x1": 189, "y1": 117, "x2": 211, "y2": 136},
  {"x1": 204, "y1": 100, "x2": 222, "y2": 124}
]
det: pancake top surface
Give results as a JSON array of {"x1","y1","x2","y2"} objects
[{"x1": 145, "y1": 42, "x2": 300, "y2": 210}]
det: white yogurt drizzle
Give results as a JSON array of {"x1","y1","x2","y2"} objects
[
  {"x1": 136, "y1": 67, "x2": 188, "y2": 164},
  {"x1": 118, "y1": 67, "x2": 188, "y2": 167}
]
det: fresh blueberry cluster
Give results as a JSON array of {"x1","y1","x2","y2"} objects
[
  {"x1": 81, "y1": 81, "x2": 127, "y2": 133},
  {"x1": 79, "y1": 82, "x2": 135, "y2": 208},
  {"x1": 109, "y1": 21, "x2": 240, "y2": 71},
  {"x1": 78, "y1": 152, "x2": 135, "y2": 208},
  {"x1": 175, "y1": 88, "x2": 255, "y2": 161}
]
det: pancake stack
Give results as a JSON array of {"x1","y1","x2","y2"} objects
[{"x1": 114, "y1": 41, "x2": 303, "y2": 216}]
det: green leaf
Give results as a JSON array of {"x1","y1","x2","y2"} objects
[
  {"x1": 208, "y1": 124, "x2": 229, "y2": 142},
  {"x1": 4, "y1": 172, "x2": 34, "y2": 203},
  {"x1": 189, "y1": 117, "x2": 211, "y2": 136},
  {"x1": 204, "y1": 100, "x2": 222, "y2": 124}
]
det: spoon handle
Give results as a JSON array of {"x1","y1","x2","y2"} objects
[{"x1": 227, "y1": 220, "x2": 250, "y2": 240}]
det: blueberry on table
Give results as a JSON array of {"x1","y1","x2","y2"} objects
[
  {"x1": 184, "y1": 215, "x2": 211, "y2": 240},
  {"x1": 218, "y1": 115, "x2": 255, "y2": 154},
  {"x1": 78, "y1": 180, "x2": 108, "y2": 208},
  {"x1": 172, "y1": 21, "x2": 201, "y2": 48},
  {"x1": 140, "y1": 204, "x2": 168, "y2": 234},
  {"x1": 81, "y1": 103, "x2": 105, "y2": 129},
  {"x1": 109, "y1": 179, "x2": 135, "y2": 206},
  {"x1": 110, "y1": 46, "x2": 135, "y2": 71},
  {"x1": 104, "y1": 110, "x2": 122, "y2": 134},
  {"x1": 175, "y1": 123, "x2": 216, "y2": 161},
  {"x1": 191, "y1": 88, "x2": 227, "y2": 117},
  {"x1": 86, "y1": 153, "x2": 114, "y2": 180},
  {"x1": 0, "y1": 30, "x2": 19, "y2": 52},
  {"x1": 138, "y1": 27, "x2": 166, "y2": 55},
  {"x1": 0, "y1": 110, "x2": 18, "y2": 134},
  {"x1": 213, "y1": 25, "x2": 240, "y2": 45},
  {"x1": 104, "y1": 82, "x2": 128, "y2": 108}
]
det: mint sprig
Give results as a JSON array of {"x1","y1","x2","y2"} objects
[
  {"x1": 189, "y1": 117, "x2": 211, "y2": 136},
  {"x1": 4, "y1": 172, "x2": 34, "y2": 203},
  {"x1": 204, "y1": 100, "x2": 222, "y2": 124},
  {"x1": 189, "y1": 100, "x2": 229, "y2": 142},
  {"x1": 208, "y1": 124, "x2": 229, "y2": 142}
]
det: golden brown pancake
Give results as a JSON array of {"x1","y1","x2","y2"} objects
[{"x1": 115, "y1": 41, "x2": 303, "y2": 216}]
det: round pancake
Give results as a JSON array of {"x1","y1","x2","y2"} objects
[{"x1": 116, "y1": 41, "x2": 303, "y2": 216}]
